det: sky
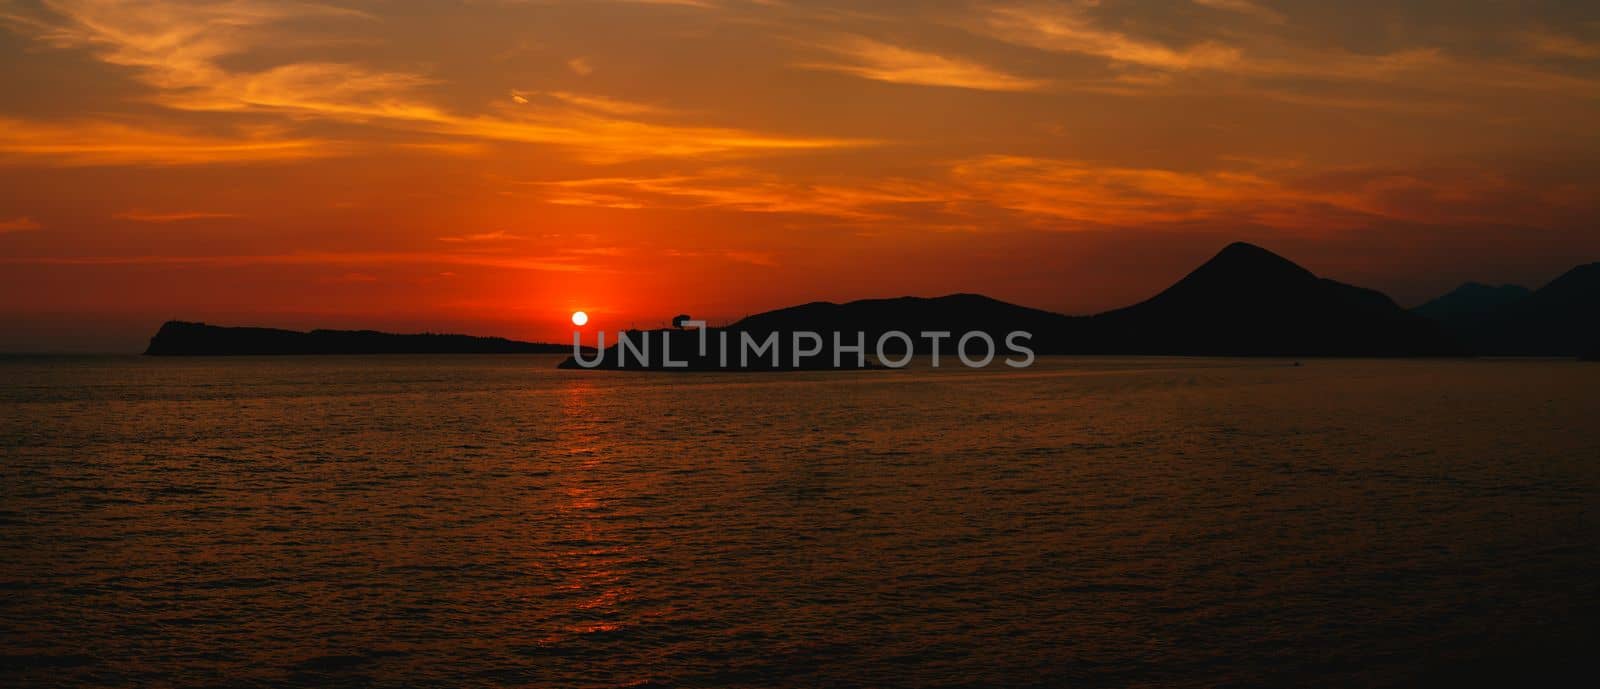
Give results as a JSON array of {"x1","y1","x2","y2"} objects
[{"x1": 1, "y1": 0, "x2": 1597, "y2": 351}]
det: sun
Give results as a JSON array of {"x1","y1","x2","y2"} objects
[{"x1": 570, "y1": 310, "x2": 589, "y2": 327}]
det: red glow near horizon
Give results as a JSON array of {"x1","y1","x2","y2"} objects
[{"x1": 1, "y1": 1, "x2": 1597, "y2": 351}]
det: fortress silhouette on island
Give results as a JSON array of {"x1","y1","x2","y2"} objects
[{"x1": 145, "y1": 242, "x2": 1600, "y2": 369}]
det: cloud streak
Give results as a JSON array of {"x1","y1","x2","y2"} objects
[
  {"x1": 438, "y1": 231, "x2": 523, "y2": 243},
  {"x1": 0, "y1": 217, "x2": 43, "y2": 233},
  {"x1": 800, "y1": 36, "x2": 1048, "y2": 92},
  {"x1": 527, "y1": 154, "x2": 1599, "y2": 234},
  {"x1": 116, "y1": 210, "x2": 242, "y2": 222},
  {"x1": 530, "y1": 169, "x2": 949, "y2": 220},
  {"x1": 982, "y1": 3, "x2": 1243, "y2": 71},
  {"x1": 976, "y1": 1, "x2": 1599, "y2": 97},
  {"x1": 0, "y1": 249, "x2": 604, "y2": 273},
  {"x1": 3, "y1": 0, "x2": 868, "y2": 163},
  {"x1": 0, "y1": 117, "x2": 337, "y2": 166},
  {"x1": 1191, "y1": 0, "x2": 1285, "y2": 24}
]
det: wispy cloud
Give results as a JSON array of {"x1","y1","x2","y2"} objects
[
  {"x1": 326, "y1": 272, "x2": 380, "y2": 283},
  {"x1": 723, "y1": 250, "x2": 777, "y2": 267},
  {"x1": 3, "y1": 0, "x2": 867, "y2": 163},
  {"x1": 527, "y1": 153, "x2": 1599, "y2": 234},
  {"x1": 0, "y1": 217, "x2": 43, "y2": 234},
  {"x1": 430, "y1": 109, "x2": 869, "y2": 162},
  {"x1": 1191, "y1": 0, "x2": 1285, "y2": 24},
  {"x1": 0, "y1": 117, "x2": 337, "y2": 166},
  {"x1": 438, "y1": 231, "x2": 523, "y2": 243},
  {"x1": 800, "y1": 36, "x2": 1048, "y2": 92},
  {"x1": 977, "y1": 2, "x2": 1598, "y2": 96},
  {"x1": 615, "y1": 0, "x2": 717, "y2": 8},
  {"x1": 663, "y1": 248, "x2": 779, "y2": 267},
  {"x1": 542, "y1": 91, "x2": 675, "y2": 116},
  {"x1": 117, "y1": 210, "x2": 242, "y2": 223},
  {"x1": 982, "y1": 4, "x2": 1243, "y2": 71},
  {"x1": 946, "y1": 155, "x2": 1599, "y2": 231},
  {"x1": 947, "y1": 154, "x2": 1323, "y2": 229},
  {"x1": 530, "y1": 169, "x2": 947, "y2": 220},
  {"x1": 1521, "y1": 29, "x2": 1600, "y2": 60},
  {"x1": 0, "y1": 250, "x2": 604, "y2": 273}
]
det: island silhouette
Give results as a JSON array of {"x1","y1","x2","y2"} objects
[{"x1": 144, "y1": 242, "x2": 1600, "y2": 366}]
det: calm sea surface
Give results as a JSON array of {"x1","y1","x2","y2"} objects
[{"x1": 2, "y1": 355, "x2": 1597, "y2": 687}]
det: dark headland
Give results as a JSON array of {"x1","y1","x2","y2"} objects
[
  {"x1": 144, "y1": 242, "x2": 1600, "y2": 366},
  {"x1": 144, "y1": 321, "x2": 576, "y2": 356}
]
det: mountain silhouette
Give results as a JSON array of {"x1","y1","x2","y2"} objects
[
  {"x1": 1428, "y1": 263, "x2": 1600, "y2": 356},
  {"x1": 151, "y1": 242, "x2": 1590, "y2": 365},
  {"x1": 1413, "y1": 282, "x2": 1530, "y2": 322},
  {"x1": 560, "y1": 241, "x2": 1459, "y2": 369},
  {"x1": 144, "y1": 321, "x2": 576, "y2": 355},
  {"x1": 734, "y1": 294, "x2": 1076, "y2": 352},
  {"x1": 1078, "y1": 242, "x2": 1455, "y2": 356}
]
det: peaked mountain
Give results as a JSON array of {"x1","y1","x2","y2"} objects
[
  {"x1": 1458, "y1": 263, "x2": 1600, "y2": 356},
  {"x1": 145, "y1": 321, "x2": 575, "y2": 355},
  {"x1": 1414, "y1": 282, "x2": 1530, "y2": 323},
  {"x1": 1079, "y1": 242, "x2": 1456, "y2": 356},
  {"x1": 732, "y1": 243, "x2": 1456, "y2": 356}
]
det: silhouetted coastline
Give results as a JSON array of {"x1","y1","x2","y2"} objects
[{"x1": 143, "y1": 242, "x2": 1599, "y2": 366}]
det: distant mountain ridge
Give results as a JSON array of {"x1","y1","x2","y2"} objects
[
  {"x1": 733, "y1": 293, "x2": 1069, "y2": 338},
  {"x1": 561, "y1": 241, "x2": 1462, "y2": 369},
  {"x1": 730, "y1": 293, "x2": 1075, "y2": 354},
  {"x1": 1413, "y1": 283, "x2": 1530, "y2": 322},
  {"x1": 145, "y1": 321, "x2": 575, "y2": 356},
  {"x1": 1414, "y1": 263, "x2": 1600, "y2": 356}
]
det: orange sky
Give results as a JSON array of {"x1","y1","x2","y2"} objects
[{"x1": 2, "y1": 0, "x2": 1598, "y2": 350}]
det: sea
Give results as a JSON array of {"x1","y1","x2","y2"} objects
[{"x1": 2, "y1": 355, "x2": 1597, "y2": 687}]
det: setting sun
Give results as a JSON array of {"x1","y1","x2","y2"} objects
[{"x1": 571, "y1": 311, "x2": 588, "y2": 327}]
